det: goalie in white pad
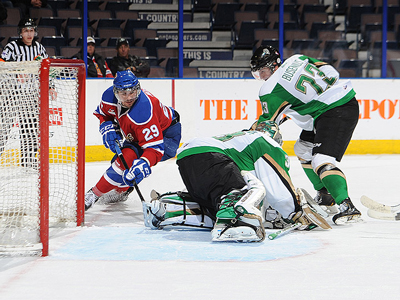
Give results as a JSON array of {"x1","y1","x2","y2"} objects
[{"x1": 144, "y1": 121, "x2": 329, "y2": 242}]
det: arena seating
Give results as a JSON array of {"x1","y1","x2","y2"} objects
[{"x1": 1, "y1": 0, "x2": 399, "y2": 78}]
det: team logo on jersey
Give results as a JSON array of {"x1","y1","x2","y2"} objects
[
  {"x1": 125, "y1": 133, "x2": 134, "y2": 143},
  {"x1": 108, "y1": 108, "x2": 116, "y2": 115},
  {"x1": 314, "y1": 143, "x2": 322, "y2": 148}
]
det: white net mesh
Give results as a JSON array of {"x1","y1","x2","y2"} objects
[{"x1": 0, "y1": 61, "x2": 83, "y2": 256}]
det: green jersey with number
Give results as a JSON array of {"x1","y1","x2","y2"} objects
[
  {"x1": 177, "y1": 130, "x2": 289, "y2": 172},
  {"x1": 257, "y1": 54, "x2": 356, "y2": 130},
  {"x1": 177, "y1": 130, "x2": 297, "y2": 218}
]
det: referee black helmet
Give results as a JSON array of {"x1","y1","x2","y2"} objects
[{"x1": 18, "y1": 18, "x2": 38, "y2": 36}]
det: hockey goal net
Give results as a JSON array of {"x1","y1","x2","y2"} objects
[{"x1": 0, "y1": 59, "x2": 85, "y2": 256}]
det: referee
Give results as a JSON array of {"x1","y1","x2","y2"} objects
[
  {"x1": 1, "y1": 18, "x2": 48, "y2": 168},
  {"x1": 1, "y1": 18, "x2": 48, "y2": 61}
]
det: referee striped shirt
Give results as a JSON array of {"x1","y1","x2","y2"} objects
[{"x1": 1, "y1": 39, "x2": 48, "y2": 61}]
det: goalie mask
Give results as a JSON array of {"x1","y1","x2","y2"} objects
[
  {"x1": 255, "y1": 121, "x2": 283, "y2": 146},
  {"x1": 18, "y1": 18, "x2": 38, "y2": 37},
  {"x1": 250, "y1": 46, "x2": 281, "y2": 80},
  {"x1": 113, "y1": 70, "x2": 141, "y2": 108}
]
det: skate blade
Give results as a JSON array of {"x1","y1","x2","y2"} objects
[
  {"x1": 211, "y1": 226, "x2": 264, "y2": 243},
  {"x1": 333, "y1": 214, "x2": 363, "y2": 225},
  {"x1": 321, "y1": 205, "x2": 339, "y2": 215}
]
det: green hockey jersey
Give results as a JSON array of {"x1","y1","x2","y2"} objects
[
  {"x1": 177, "y1": 130, "x2": 297, "y2": 218},
  {"x1": 258, "y1": 54, "x2": 356, "y2": 130}
]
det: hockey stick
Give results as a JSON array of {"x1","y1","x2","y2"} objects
[
  {"x1": 360, "y1": 195, "x2": 400, "y2": 214},
  {"x1": 366, "y1": 209, "x2": 400, "y2": 221},
  {"x1": 268, "y1": 223, "x2": 301, "y2": 240},
  {"x1": 114, "y1": 140, "x2": 145, "y2": 203}
]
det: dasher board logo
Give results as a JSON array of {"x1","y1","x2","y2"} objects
[
  {"x1": 49, "y1": 108, "x2": 63, "y2": 126},
  {"x1": 130, "y1": 0, "x2": 172, "y2": 4},
  {"x1": 138, "y1": 12, "x2": 192, "y2": 22}
]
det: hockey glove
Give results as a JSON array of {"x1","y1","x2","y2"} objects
[
  {"x1": 99, "y1": 121, "x2": 122, "y2": 153},
  {"x1": 123, "y1": 158, "x2": 151, "y2": 186}
]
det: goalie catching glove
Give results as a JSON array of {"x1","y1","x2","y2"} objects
[
  {"x1": 123, "y1": 158, "x2": 151, "y2": 186},
  {"x1": 99, "y1": 121, "x2": 123, "y2": 153}
]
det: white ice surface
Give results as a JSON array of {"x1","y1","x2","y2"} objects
[{"x1": 1, "y1": 155, "x2": 400, "y2": 299}]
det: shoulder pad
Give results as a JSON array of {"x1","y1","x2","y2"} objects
[
  {"x1": 102, "y1": 86, "x2": 117, "y2": 104},
  {"x1": 129, "y1": 92, "x2": 152, "y2": 124}
]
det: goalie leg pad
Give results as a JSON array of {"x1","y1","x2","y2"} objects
[
  {"x1": 144, "y1": 191, "x2": 214, "y2": 229},
  {"x1": 143, "y1": 200, "x2": 166, "y2": 229},
  {"x1": 159, "y1": 214, "x2": 214, "y2": 229},
  {"x1": 159, "y1": 200, "x2": 214, "y2": 229},
  {"x1": 213, "y1": 183, "x2": 266, "y2": 242},
  {"x1": 211, "y1": 222, "x2": 264, "y2": 243}
]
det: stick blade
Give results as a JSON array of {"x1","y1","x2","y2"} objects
[
  {"x1": 367, "y1": 209, "x2": 400, "y2": 221},
  {"x1": 360, "y1": 195, "x2": 400, "y2": 213},
  {"x1": 150, "y1": 189, "x2": 160, "y2": 201}
]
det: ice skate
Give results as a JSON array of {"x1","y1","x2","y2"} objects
[
  {"x1": 332, "y1": 198, "x2": 361, "y2": 224},
  {"x1": 98, "y1": 188, "x2": 132, "y2": 204},
  {"x1": 314, "y1": 188, "x2": 339, "y2": 215},
  {"x1": 85, "y1": 188, "x2": 99, "y2": 211}
]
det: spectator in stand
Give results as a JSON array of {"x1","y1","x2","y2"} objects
[
  {"x1": 12, "y1": 0, "x2": 50, "y2": 18},
  {"x1": 0, "y1": 3, "x2": 7, "y2": 25},
  {"x1": 72, "y1": 37, "x2": 113, "y2": 78},
  {"x1": 109, "y1": 38, "x2": 150, "y2": 78}
]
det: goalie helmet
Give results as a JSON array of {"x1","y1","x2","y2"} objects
[
  {"x1": 113, "y1": 70, "x2": 141, "y2": 105},
  {"x1": 250, "y1": 46, "x2": 281, "y2": 80},
  {"x1": 18, "y1": 18, "x2": 38, "y2": 36},
  {"x1": 255, "y1": 121, "x2": 283, "y2": 146}
]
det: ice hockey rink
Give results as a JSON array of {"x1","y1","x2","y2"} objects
[{"x1": 1, "y1": 154, "x2": 400, "y2": 299}]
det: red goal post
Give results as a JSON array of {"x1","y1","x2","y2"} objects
[{"x1": 0, "y1": 59, "x2": 86, "y2": 256}]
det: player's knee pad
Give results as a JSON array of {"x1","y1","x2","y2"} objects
[
  {"x1": 312, "y1": 154, "x2": 344, "y2": 180},
  {"x1": 311, "y1": 153, "x2": 337, "y2": 175},
  {"x1": 294, "y1": 139, "x2": 313, "y2": 163}
]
